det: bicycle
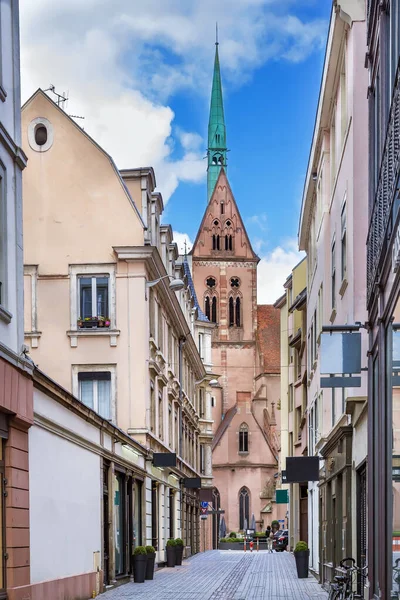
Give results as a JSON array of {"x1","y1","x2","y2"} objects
[
  {"x1": 328, "y1": 557, "x2": 368, "y2": 600},
  {"x1": 392, "y1": 557, "x2": 400, "y2": 598}
]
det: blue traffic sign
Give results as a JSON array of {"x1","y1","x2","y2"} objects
[{"x1": 200, "y1": 501, "x2": 208, "y2": 508}]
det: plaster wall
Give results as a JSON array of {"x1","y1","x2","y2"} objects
[{"x1": 29, "y1": 394, "x2": 101, "y2": 583}]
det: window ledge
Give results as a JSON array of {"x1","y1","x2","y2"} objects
[
  {"x1": 238, "y1": 451, "x2": 249, "y2": 456},
  {"x1": 339, "y1": 278, "x2": 348, "y2": 297},
  {"x1": 24, "y1": 330, "x2": 42, "y2": 348},
  {"x1": 0, "y1": 305, "x2": 12, "y2": 325},
  {"x1": 67, "y1": 328, "x2": 120, "y2": 348}
]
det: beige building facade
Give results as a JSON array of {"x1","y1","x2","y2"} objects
[{"x1": 21, "y1": 90, "x2": 214, "y2": 582}]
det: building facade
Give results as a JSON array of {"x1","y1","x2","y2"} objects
[
  {"x1": 366, "y1": 0, "x2": 400, "y2": 597},
  {"x1": 21, "y1": 90, "x2": 214, "y2": 581},
  {"x1": 0, "y1": 1, "x2": 34, "y2": 598},
  {"x1": 298, "y1": 1, "x2": 368, "y2": 589},
  {"x1": 191, "y1": 42, "x2": 283, "y2": 538},
  {"x1": 275, "y1": 258, "x2": 308, "y2": 552}
]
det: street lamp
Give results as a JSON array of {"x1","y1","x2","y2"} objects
[{"x1": 146, "y1": 275, "x2": 185, "y2": 292}]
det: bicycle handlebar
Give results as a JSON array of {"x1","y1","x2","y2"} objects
[{"x1": 339, "y1": 557, "x2": 356, "y2": 569}]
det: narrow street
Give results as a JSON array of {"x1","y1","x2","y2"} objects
[{"x1": 101, "y1": 551, "x2": 328, "y2": 600}]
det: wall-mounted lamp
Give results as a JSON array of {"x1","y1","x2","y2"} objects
[
  {"x1": 312, "y1": 172, "x2": 318, "y2": 181},
  {"x1": 146, "y1": 275, "x2": 185, "y2": 292},
  {"x1": 209, "y1": 379, "x2": 219, "y2": 388}
]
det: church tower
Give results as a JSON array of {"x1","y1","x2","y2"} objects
[
  {"x1": 191, "y1": 39, "x2": 283, "y2": 539},
  {"x1": 207, "y1": 37, "x2": 227, "y2": 201}
]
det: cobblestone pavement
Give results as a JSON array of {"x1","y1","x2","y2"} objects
[{"x1": 100, "y1": 550, "x2": 329, "y2": 600}]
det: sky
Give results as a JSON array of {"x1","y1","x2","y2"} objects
[{"x1": 19, "y1": 0, "x2": 332, "y2": 303}]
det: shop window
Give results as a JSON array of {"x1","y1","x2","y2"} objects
[
  {"x1": 114, "y1": 472, "x2": 125, "y2": 575},
  {"x1": 169, "y1": 488, "x2": 175, "y2": 539},
  {"x1": 0, "y1": 440, "x2": 5, "y2": 596},
  {"x1": 152, "y1": 482, "x2": 158, "y2": 549}
]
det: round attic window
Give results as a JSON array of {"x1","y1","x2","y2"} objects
[
  {"x1": 34, "y1": 125, "x2": 48, "y2": 146},
  {"x1": 28, "y1": 117, "x2": 54, "y2": 152}
]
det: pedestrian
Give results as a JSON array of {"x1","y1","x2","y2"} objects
[
  {"x1": 265, "y1": 525, "x2": 271, "y2": 538},
  {"x1": 267, "y1": 531, "x2": 274, "y2": 553}
]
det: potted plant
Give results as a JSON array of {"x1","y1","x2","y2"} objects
[
  {"x1": 145, "y1": 545, "x2": 156, "y2": 580},
  {"x1": 294, "y1": 541, "x2": 309, "y2": 578},
  {"x1": 175, "y1": 538, "x2": 184, "y2": 565},
  {"x1": 82, "y1": 316, "x2": 98, "y2": 328},
  {"x1": 98, "y1": 316, "x2": 105, "y2": 327},
  {"x1": 166, "y1": 539, "x2": 176, "y2": 567},
  {"x1": 105, "y1": 318, "x2": 111, "y2": 327},
  {"x1": 133, "y1": 546, "x2": 147, "y2": 583},
  {"x1": 77, "y1": 317, "x2": 83, "y2": 328}
]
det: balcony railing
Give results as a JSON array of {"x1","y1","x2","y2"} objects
[{"x1": 367, "y1": 72, "x2": 400, "y2": 304}]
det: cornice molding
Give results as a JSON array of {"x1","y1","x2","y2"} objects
[{"x1": 0, "y1": 121, "x2": 28, "y2": 169}]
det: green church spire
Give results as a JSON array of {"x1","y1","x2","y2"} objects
[{"x1": 207, "y1": 27, "x2": 227, "y2": 201}]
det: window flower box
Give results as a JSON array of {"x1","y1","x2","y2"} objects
[{"x1": 79, "y1": 317, "x2": 99, "y2": 328}]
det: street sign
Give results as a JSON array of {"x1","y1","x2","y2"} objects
[
  {"x1": 276, "y1": 489, "x2": 289, "y2": 504},
  {"x1": 200, "y1": 501, "x2": 209, "y2": 508},
  {"x1": 206, "y1": 509, "x2": 225, "y2": 515}
]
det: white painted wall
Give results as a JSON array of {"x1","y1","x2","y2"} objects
[{"x1": 29, "y1": 397, "x2": 101, "y2": 582}]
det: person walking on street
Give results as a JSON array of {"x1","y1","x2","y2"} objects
[{"x1": 267, "y1": 531, "x2": 274, "y2": 553}]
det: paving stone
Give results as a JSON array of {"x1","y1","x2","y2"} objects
[{"x1": 99, "y1": 550, "x2": 329, "y2": 600}]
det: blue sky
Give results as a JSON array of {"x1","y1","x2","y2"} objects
[{"x1": 20, "y1": 0, "x2": 332, "y2": 301}]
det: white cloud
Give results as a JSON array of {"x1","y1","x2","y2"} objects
[
  {"x1": 173, "y1": 231, "x2": 193, "y2": 255},
  {"x1": 19, "y1": 0, "x2": 326, "y2": 203},
  {"x1": 257, "y1": 238, "x2": 305, "y2": 304}
]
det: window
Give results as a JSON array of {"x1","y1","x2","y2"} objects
[
  {"x1": 289, "y1": 385, "x2": 294, "y2": 412},
  {"x1": 235, "y1": 297, "x2": 241, "y2": 327},
  {"x1": 330, "y1": 111, "x2": 336, "y2": 189},
  {"x1": 198, "y1": 333, "x2": 204, "y2": 359},
  {"x1": 78, "y1": 371, "x2": 111, "y2": 419},
  {"x1": 151, "y1": 482, "x2": 158, "y2": 549},
  {"x1": 34, "y1": 124, "x2": 47, "y2": 146},
  {"x1": 220, "y1": 202, "x2": 224, "y2": 214},
  {"x1": 239, "y1": 487, "x2": 250, "y2": 530},
  {"x1": 169, "y1": 489, "x2": 175, "y2": 539},
  {"x1": 205, "y1": 296, "x2": 210, "y2": 320},
  {"x1": 211, "y1": 396, "x2": 215, "y2": 408},
  {"x1": 230, "y1": 277, "x2": 240, "y2": 288},
  {"x1": 0, "y1": 170, "x2": 5, "y2": 309},
  {"x1": 78, "y1": 275, "x2": 109, "y2": 326},
  {"x1": 239, "y1": 423, "x2": 249, "y2": 453},
  {"x1": 150, "y1": 381, "x2": 155, "y2": 432},
  {"x1": 158, "y1": 390, "x2": 163, "y2": 440},
  {"x1": 228, "y1": 295, "x2": 241, "y2": 327},
  {"x1": 331, "y1": 239, "x2": 336, "y2": 309},
  {"x1": 224, "y1": 235, "x2": 232, "y2": 250},
  {"x1": 211, "y1": 296, "x2": 217, "y2": 323},
  {"x1": 331, "y1": 388, "x2": 336, "y2": 427},
  {"x1": 341, "y1": 201, "x2": 347, "y2": 280},
  {"x1": 200, "y1": 444, "x2": 205, "y2": 474},
  {"x1": 206, "y1": 277, "x2": 216, "y2": 288},
  {"x1": 340, "y1": 56, "x2": 347, "y2": 144},
  {"x1": 229, "y1": 296, "x2": 234, "y2": 327}
]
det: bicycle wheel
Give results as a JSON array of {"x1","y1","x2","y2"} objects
[{"x1": 328, "y1": 585, "x2": 341, "y2": 600}]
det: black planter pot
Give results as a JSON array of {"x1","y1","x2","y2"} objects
[
  {"x1": 133, "y1": 554, "x2": 147, "y2": 583},
  {"x1": 175, "y1": 545, "x2": 184, "y2": 566},
  {"x1": 145, "y1": 553, "x2": 156, "y2": 580},
  {"x1": 80, "y1": 318, "x2": 99, "y2": 328},
  {"x1": 294, "y1": 550, "x2": 309, "y2": 578},
  {"x1": 166, "y1": 545, "x2": 176, "y2": 567}
]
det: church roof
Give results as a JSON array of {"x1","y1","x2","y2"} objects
[
  {"x1": 212, "y1": 404, "x2": 237, "y2": 450},
  {"x1": 182, "y1": 256, "x2": 209, "y2": 322},
  {"x1": 257, "y1": 305, "x2": 281, "y2": 374}
]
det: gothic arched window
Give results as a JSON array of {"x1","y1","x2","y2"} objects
[
  {"x1": 239, "y1": 423, "x2": 249, "y2": 453},
  {"x1": 235, "y1": 297, "x2": 241, "y2": 327},
  {"x1": 229, "y1": 296, "x2": 234, "y2": 327},
  {"x1": 211, "y1": 297, "x2": 217, "y2": 323},
  {"x1": 239, "y1": 487, "x2": 250, "y2": 531},
  {"x1": 205, "y1": 296, "x2": 210, "y2": 320}
]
